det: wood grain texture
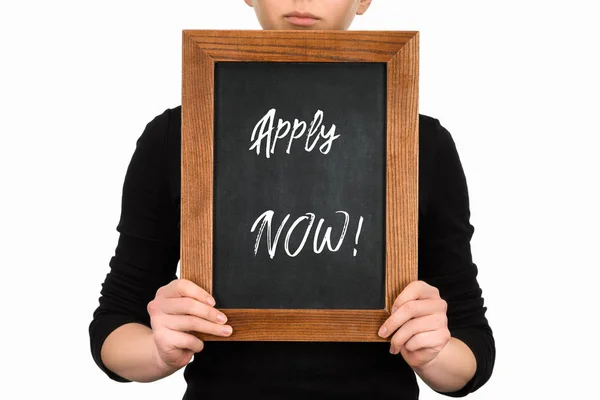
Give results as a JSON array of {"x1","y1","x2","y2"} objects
[
  {"x1": 193, "y1": 309, "x2": 390, "y2": 342},
  {"x1": 386, "y1": 33, "x2": 420, "y2": 311},
  {"x1": 181, "y1": 32, "x2": 215, "y2": 293},
  {"x1": 181, "y1": 30, "x2": 419, "y2": 342}
]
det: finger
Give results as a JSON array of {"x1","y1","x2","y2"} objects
[
  {"x1": 159, "y1": 279, "x2": 215, "y2": 306},
  {"x1": 160, "y1": 297, "x2": 228, "y2": 324},
  {"x1": 391, "y1": 281, "x2": 439, "y2": 314},
  {"x1": 379, "y1": 298, "x2": 445, "y2": 338},
  {"x1": 403, "y1": 329, "x2": 450, "y2": 353},
  {"x1": 164, "y1": 314, "x2": 233, "y2": 337},
  {"x1": 159, "y1": 329, "x2": 205, "y2": 353},
  {"x1": 389, "y1": 314, "x2": 445, "y2": 351}
]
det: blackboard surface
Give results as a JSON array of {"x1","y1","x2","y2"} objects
[{"x1": 213, "y1": 61, "x2": 386, "y2": 309}]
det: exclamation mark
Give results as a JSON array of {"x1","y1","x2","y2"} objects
[{"x1": 353, "y1": 216, "x2": 364, "y2": 257}]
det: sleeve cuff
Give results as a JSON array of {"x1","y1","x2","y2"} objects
[
  {"x1": 434, "y1": 328, "x2": 495, "y2": 397},
  {"x1": 89, "y1": 314, "x2": 150, "y2": 383}
]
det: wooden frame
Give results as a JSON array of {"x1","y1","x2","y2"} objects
[{"x1": 181, "y1": 30, "x2": 419, "y2": 342}]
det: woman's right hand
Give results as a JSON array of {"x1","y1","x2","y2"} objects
[{"x1": 146, "y1": 278, "x2": 232, "y2": 370}]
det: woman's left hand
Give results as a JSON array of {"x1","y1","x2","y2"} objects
[{"x1": 378, "y1": 280, "x2": 451, "y2": 369}]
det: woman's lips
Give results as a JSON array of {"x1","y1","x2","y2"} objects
[{"x1": 284, "y1": 12, "x2": 319, "y2": 27}]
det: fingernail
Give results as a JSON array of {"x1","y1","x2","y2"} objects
[
  {"x1": 378, "y1": 326, "x2": 387, "y2": 337},
  {"x1": 207, "y1": 296, "x2": 216, "y2": 306},
  {"x1": 221, "y1": 325, "x2": 232, "y2": 335},
  {"x1": 389, "y1": 346, "x2": 396, "y2": 354},
  {"x1": 217, "y1": 313, "x2": 227, "y2": 323}
]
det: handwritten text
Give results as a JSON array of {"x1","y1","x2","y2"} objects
[{"x1": 249, "y1": 108, "x2": 341, "y2": 158}]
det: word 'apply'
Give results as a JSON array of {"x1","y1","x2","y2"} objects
[{"x1": 249, "y1": 108, "x2": 341, "y2": 158}]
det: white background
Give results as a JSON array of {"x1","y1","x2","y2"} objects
[{"x1": 1, "y1": 0, "x2": 598, "y2": 399}]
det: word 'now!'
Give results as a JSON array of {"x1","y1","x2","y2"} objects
[{"x1": 250, "y1": 210, "x2": 364, "y2": 258}]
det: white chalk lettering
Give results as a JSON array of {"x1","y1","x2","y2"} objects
[
  {"x1": 284, "y1": 213, "x2": 316, "y2": 257},
  {"x1": 250, "y1": 210, "x2": 359, "y2": 259},
  {"x1": 249, "y1": 108, "x2": 340, "y2": 158},
  {"x1": 313, "y1": 211, "x2": 349, "y2": 253},
  {"x1": 250, "y1": 210, "x2": 290, "y2": 259}
]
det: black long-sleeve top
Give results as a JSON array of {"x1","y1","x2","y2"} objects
[{"x1": 89, "y1": 106, "x2": 495, "y2": 399}]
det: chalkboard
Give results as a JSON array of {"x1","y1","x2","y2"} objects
[
  {"x1": 213, "y1": 61, "x2": 386, "y2": 309},
  {"x1": 181, "y1": 30, "x2": 419, "y2": 342}
]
